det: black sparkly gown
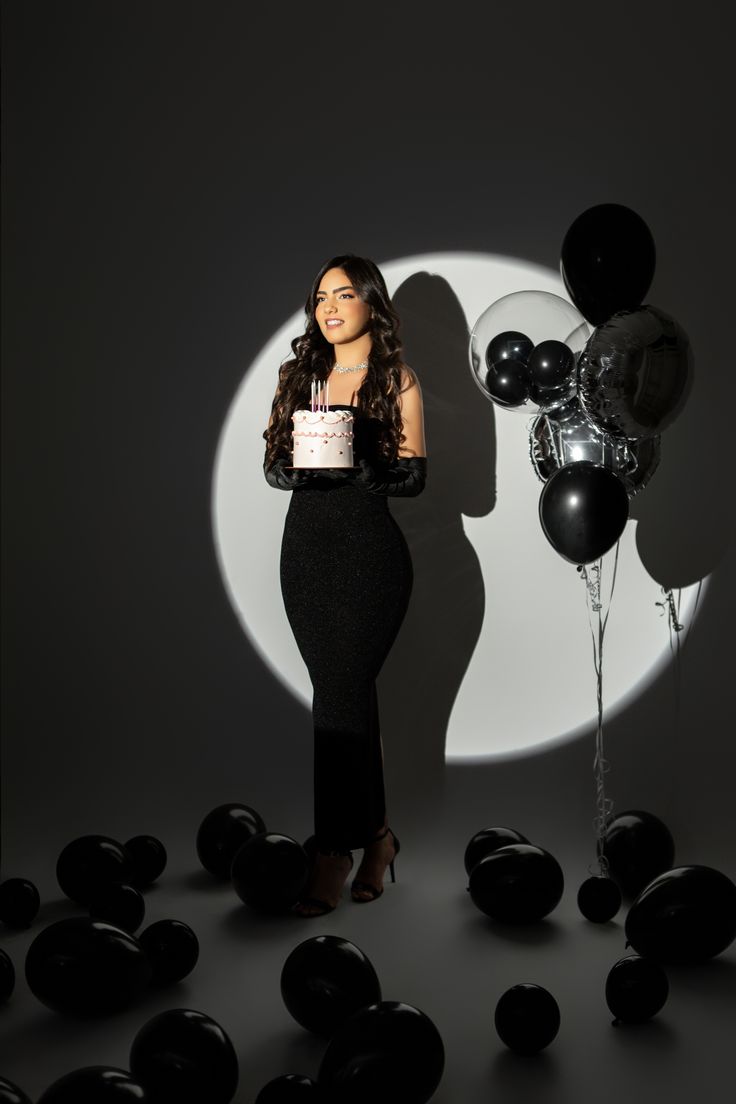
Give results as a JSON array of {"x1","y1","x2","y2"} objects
[{"x1": 279, "y1": 404, "x2": 413, "y2": 853}]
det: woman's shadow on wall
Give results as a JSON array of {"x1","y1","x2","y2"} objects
[{"x1": 377, "y1": 271, "x2": 496, "y2": 822}]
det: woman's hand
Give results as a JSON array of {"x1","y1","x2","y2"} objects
[{"x1": 263, "y1": 457, "x2": 316, "y2": 490}]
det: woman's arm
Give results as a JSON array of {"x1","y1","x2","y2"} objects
[
  {"x1": 398, "y1": 368, "x2": 427, "y2": 458},
  {"x1": 356, "y1": 367, "x2": 427, "y2": 496}
]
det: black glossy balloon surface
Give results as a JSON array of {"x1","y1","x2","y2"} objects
[
  {"x1": 485, "y1": 360, "x2": 531, "y2": 406},
  {"x1": 88, "y1": 882, "x2": 145, "y2": 932},
  {"x1": 468, "y1": 844, "x2": 564, "y2": 923},
  {"x1": 231, "y1": 833, "x2": 309, "y2": 912},
  {"x1": 605, "y1": 955, "x2": 669, "y2": 1024},
  {"x1": 255, "y1": 1074, "x2": 322, "y2": 1101},
  {"x1": 0, "y1": 878, "x2": 41, "y2": 928},
  {"x1": 124, "y1": 835, "x2": 167, "y2": 886},
  {"x1": 464, "y1": 827, "x2": 530, "y2": 876},
  {"x1": 625, "y1": 865, "x2": 736, "y2": 963},
  {"x1": 56, "y1": 835, "x2": 134, "y2": 905},
  {"x1": 319, "y1": 1001, "x2": 444, "y2": 1104},
  {"x1": 485, "y1": 330, "x2": 535, "y2": 370},
  {"x1": 129, "y1": 1008, "x2": 238, "y2": 1104},
  {"x1": 528, "y1": 339, "x2": 575, "y2": 395},
  {"x1": 602, "y1": 810, "x2": 675, "y2": 897},
  {"x1": 1, "y1": 948, "x2": 16, "y2": 1003},
  {"x1": 138, "y1": 918, "x2": 199, "y2": 984},
  {"x1": 37, "y1": 1067, "x2": 148, "y2": 1103},
  {"x1": 196, "y1": 803, "x2": 267, "y2": 879},
  {"x1": 577, "y1": 876, "x2": 621, "y2": 923},
  {"x1": 281, "y1": 935, "x2": 381, "y2": 1036},
  {"x1": 25, "y1": 917, "x2": 152, "y2": 1015},
  {"x1": 494, "y1": 984, "x2": 560, "y2": 1053},
  {"x1": 560, "y1": 203, "x2": 656, "y2": 325},
  {"x1": 539, "y1": 461, "x2": 629, "y2": 564},
  {"x1": 0, "y1": 1076, "x2": 33, "y2": 1104}
]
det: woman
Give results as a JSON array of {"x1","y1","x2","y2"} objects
[{"x1": 263, "y1": 254, "x2": 427, "y2": 917}]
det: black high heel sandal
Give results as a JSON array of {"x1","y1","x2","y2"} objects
[
  {"x1": 292, "y1": 850, "x2": 354, "y2": 918},
  {"x1": 351, "y1": 827, "x2": 400, "y2": 902}
]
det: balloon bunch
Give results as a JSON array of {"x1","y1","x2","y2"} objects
[
  {"x1": 469, "y1": 203, "x2": 693, "y2": 565},
  {"x1": 30, "y1": 1008, "x2": 239, "y2": 1103},
  {"x1": 252, "y1": 935, "x2": 445, "y2": 1103},
  {"x1": 464, "y1": 825, "x2": 564, "y2": 923}
]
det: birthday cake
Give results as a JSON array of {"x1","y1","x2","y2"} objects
[{"x1": 291, "y1": 409, "x2": 354, "y2": 468}]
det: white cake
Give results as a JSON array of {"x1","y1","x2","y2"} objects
[{"x1": 292, "y1": 409, "x2": 354, "y2": 468}]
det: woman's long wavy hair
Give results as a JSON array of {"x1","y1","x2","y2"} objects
[{"x1": 263, "y1": 254, "x2": 416, "y2": 468}]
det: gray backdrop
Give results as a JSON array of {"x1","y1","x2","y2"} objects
[{"x1": 2, "y1": 2, "x2": 734, "y2": 1100}]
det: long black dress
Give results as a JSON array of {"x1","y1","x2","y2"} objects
[{"x1": 279, "y1": 404, "x2": 413, "y2": 853}]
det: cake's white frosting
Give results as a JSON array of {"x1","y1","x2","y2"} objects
[{"x1": 292, "y1": 409, "x2": 354, "y2": 468}]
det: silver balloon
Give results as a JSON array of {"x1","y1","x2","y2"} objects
[
  {"x1": 530, "y1": 398, "x2": 661, "y2": 496},
  {"x1": 577, "y1": 305, "x2": 693, "y2": 439}
]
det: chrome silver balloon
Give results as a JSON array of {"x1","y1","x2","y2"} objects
[
  {"x1": 530, "y1": 398, "x2": 661, "y2": 496},
  {"x1": 577, "y1": 305, "x2": 693, "y2": 439}
]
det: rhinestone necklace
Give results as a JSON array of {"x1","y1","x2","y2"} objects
[{"x1": 333, "y1": 359, "x2": 369, "y2": 374}]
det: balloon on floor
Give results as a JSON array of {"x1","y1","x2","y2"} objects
[
  {"x1": 281, "y1": 934, "x2": 382, "y2": 1037},
  {"x1": 494, "y1": 984, "x2": 560, "y2": 1053},
  {"x1": 605, "y1": 955, "x2": 669, "y2": 1024},
  {"x1": 625, "y1": 865, "x2": 736, "y2": 963}
]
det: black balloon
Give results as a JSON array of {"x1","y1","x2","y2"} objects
[
  {"x1": 468, "y1": 844, "x2": 564, "y2": 923},
  {"x1": 0, "y1": 878, "x2": 41, "y2": 928},
  {"x1": 124, "y1": 834, "x2": 167, "y2": 886},
  {"x1": 138, "y1": 918, "x2": 199, "y2": 984},
  {"x1": 196, "y1": 803, "x2": 267, "y2": 879},
  {"x1": 88, "y1": 882, "x2": 145, "y2": 933},
  {"x1": 625, "y1": 865, "x2": 736, "y2": 963},
  {"x1": 602, "y1": 810, "x2": 675, "y2": 897},
  {"x1": 255, "y1": 1074, "x2": 322, "y2": 1101},
  {"x1": 485, "y1": 360, "x2": 531, "y2": 407},
  {"x1": 494, "y1": 984, "x2": 560, "y2": 1053},
  {"x1": 37, "y1": 1067, "x2": 148, "y2": 1103},
  {"x1": 281, "y1": 935, "x2": 381, "y2": 1037},
  {"x1": 528, "y1": 339, "x2": 576, "y2": 410},
  {"x1": 319, "y1": 1001, "x2": 444, "y2": 1104},
  {"x1": 231, "y1": 832, "x2": 309, "y2": 913},
  {"x1": 130, "y1": 1008, "x2": 238, "y2": 1104},
  {"x1": 1, "y1": 948, "x2": 16, "y2": 1003},
  {"x1": 25, "y1": 917, "x2": 152, "y2": 1015},
  {"x1": 539, "y1": 461, "x2": 629, "y2": 564},
  {"x1": 485, "y1": 330, "x2": 535, "y2": 371},
  {"x1": 463, "y1": 827, "x2": 530, "y2": 876},
  {"x1": 561, "y1": 203, "x2": 656, "y2": 326},
  {"x1": 56, "y1": 835, "x2": 134, "y2": 905},
  {"x1": 605, "y1": 955, "x2": 669, "y2": 1024},
  {"x1": 577, "y1": 305, "x2": 693, "y2": 438},
  {"x1": 577, "y1": 876, "x2": 621, "y2": 923},
  {"x1": 0, "y1": 1076, "x2": 32, "y2": 1104}
]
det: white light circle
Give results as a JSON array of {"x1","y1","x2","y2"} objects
[{"x1": 212, "y1": 252, "x2": 704, "y2": 760}]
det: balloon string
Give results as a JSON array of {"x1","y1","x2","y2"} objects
[
  {"x1": 579, "y1": 541, "x2": 620, "y2": 876},
  {"x1": 655, "y1": 580, "x2": 702, "y2": 738}
]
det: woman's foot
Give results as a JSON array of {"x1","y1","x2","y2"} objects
[
  {"x1": 351, "y1": 828, "x2": 399, "y2": 902},
  {"x1": 292, "y1": 851, "x2": 354, "y2": 918}
]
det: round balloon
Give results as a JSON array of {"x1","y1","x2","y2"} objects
[
  {"x1": 281, "y1": 934, "x2": 381, "y2": 1037},
  {"x1": 124, "y1": 835, "x2": 167, "y2": 886},
  {"x1": 138, "y1": 919, "x2": 199, "y2": 984},
  {"x1": 25, "y1": 917, "x2": 152, "y2": 1015},
  {"x1": 130, "y1": 1008, "x2": 239, "y2": 1104},
  {"x1": 530, "y1": 399, "x2": 660, "y2": 496},
  {"x1": 560, "y1": 203, "x2": 656, "y2": 325},
  {"x1": 625, "y1": 865, "x2": 736, "y2": 963},
  {"x1": 577, "y1": 876, "x2": 621, "y2": 923},
  {"x1": 37, "y1": 1067, "x2": 148, "y2": 1103},
  {"x1": 528, "y1": 339, "x2": 577, "y2": 411},
  {"x1": 464, "y1": 827, "x2": 530, "y2": 876},
  {"x1": 468, "y1": 844, "x2": 564, "y2": 922},
  {"x1": 0, "y1": 878, "x2": 41, "y2": 929},
  {"x1": 602, "y1": 810, "x2": 675, "y2": 897},
  {"x1": 605, "y1": 955, "x2": 669, "y2": 1024},
  {"x1": 0, "y1": 1076, "x2": 32, "y2": 1104},
  {"x1": 196, "y1": 803, "x2": 267, "y2": 880},
  {"x1": 538, "y1": 461, "x2": 629, "y2": 564},
  {"x1": 56, "y1": 836, "x2": 134, "y2": 906},
  {"x1": 231, "y1": 832, "x2": 309, "y2": 912},
  {"x1": 577, "y1": 306, "x2": 693, "y2": 439},
  {"x1": 469, "y1": 290, "x2": 589, "y2": 413},
  {"x1": 494, "y1": 984, "x2": 560, "y2": 1053},
  {"x1": 88, "y1": 882, "x2": 145, "y2": 933},
  {"x1": 319, "y1": 1001, "x2": 444, "y2": 1104}
]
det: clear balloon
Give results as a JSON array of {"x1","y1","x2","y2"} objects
[
  {"x1": 578, "y1": 306, "x2": 693, "y2": 439},
  {"x1": 530, "y1": 399, "x2": 661, "y2": 497},
  {"x1": 469, "y1": 290, "x2": 590, "y2": 414},
  {"x1": 561, "y1": 203, "x2": 656, "y2": 325}
]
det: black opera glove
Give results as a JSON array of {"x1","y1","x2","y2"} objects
[
  {"x1": 355, "y1": 456, "x2": 427, "y2": 497},
  {"x1": 263, "y1": 457, "x2": 316, "y2": 490}
]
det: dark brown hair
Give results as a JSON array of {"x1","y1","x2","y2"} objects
[{"x1": 263, "y1": 253, "x2": 417, "y2": 467}]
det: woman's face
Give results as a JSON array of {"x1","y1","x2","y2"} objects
[{"x1": 314, "y1": 267, "x2": 372, "y2": 347}]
